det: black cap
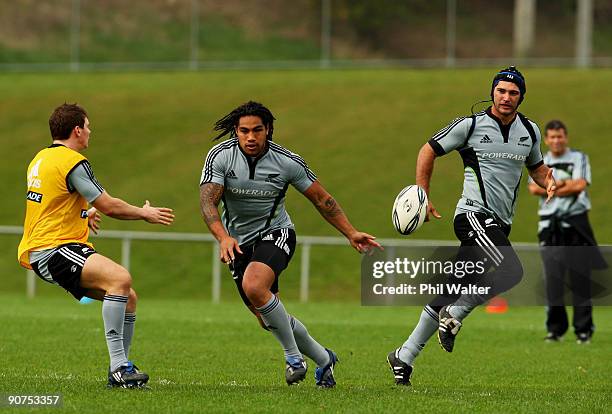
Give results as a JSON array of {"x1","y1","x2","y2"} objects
[{"x1": 490, "y1": 66, "x2": 526, "y2": 105}]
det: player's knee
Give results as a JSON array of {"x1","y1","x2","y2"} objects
[
  {"x1": 112, "y1": 267, "x2": 133, "y2": 292},
  {"x1": 125, "y1": 288, "x2": 138, "y2": 313},
  {"x1": 513, "y1": 262, "x2": 524, "y2": 286},
  {"x1": 127, "y1": 288, "x2": 138, "y2": 306},
  {"x1": 509, "y1": 256, "x2": 524, "y2": 284},
  {"x1": 502, "y1": 255, "x2": 524, "y2": 288},
  {"x1": 242, "y1": 278, "x2": 264, "y2": 302}
]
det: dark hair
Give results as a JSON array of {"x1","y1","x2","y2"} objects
[
  {"x1": 213, "y1": 101, "x2": 275, "y2": 141},
  {"x1": 491, "y1": 66, "x2": 526, "y2": 105},
  {"x1": 49, "y1": 103, "x2": 88, "y2": 140},
  {"x1": 545, "y1": 119, "x2": 567, "y2": 134}
]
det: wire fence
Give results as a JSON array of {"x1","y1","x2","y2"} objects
[
  {"x1": 1, "y1": 225, "x2": 464, "y2": 302},
  {"x1": 1, "y1": 0, "x2": 611, "y2": 72}
]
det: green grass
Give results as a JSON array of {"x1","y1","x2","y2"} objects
[
  {"x1": 1, "y1": 294, "x2": 611, "y2": 413},
  {"x1": 1, "y1": 69, "x2": 612, "y2": 298},
  {"x1": 0, "y1": 2, "x2": 321, "y2": 64}
]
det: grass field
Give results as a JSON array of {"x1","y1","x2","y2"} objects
[
  {"x1": 2, "y1": 69, "x2": 612, "y2": 300},
  {"x1": 1, "y1": 294, "x2": 611, "y2": 413}
]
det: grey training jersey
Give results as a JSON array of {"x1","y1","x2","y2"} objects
[
  {"x1": 530, "y1": 149, "x2": 591, "y2": 232},
  {"x1": 200, "y1": 138, "x2": 317, "y2": 246},
  {"x1": 428, "y1": 107, "x2": 543, "y2": 225}
]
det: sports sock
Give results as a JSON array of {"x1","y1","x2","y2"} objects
[
  {"x1": 256, "y1": 296, "x2": 301, "y2": 359},
  {"x1": 448, "y1": 303, "x2": 475, "y2": 321},
  {"x1": 289, "y1": 315, "x2": 330, "y2": 367},
  {"x1": 102, "y1": 295, "x2": 129, "y2": 371},
  {"x1": 123, "y1": 312, "x2": 136, "y2": 359},
  {"x1": 398, "y1": 305, "x2": 438, "y2": 365}
]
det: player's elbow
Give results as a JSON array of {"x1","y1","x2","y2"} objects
[
  {"x1": 419, "y1": 142, "x2": 436, "y2": 159},
  {"x1": 574, "y1": 180, "x2": 588, "y2": 193}
]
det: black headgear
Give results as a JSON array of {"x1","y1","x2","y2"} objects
[{"x1": 490, "y1": 66, "x2": 526, "y2": 105}]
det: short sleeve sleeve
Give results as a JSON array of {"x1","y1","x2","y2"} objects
[
  {"x1": 200, "y1": 144, "x2": 227, "y2": 186},
  {"x1": 427, "y1": 117, "x2": 473, "y2": 156},
  {"x1": 286, "y1": 152, "x2": 317, "y2": 193},
  {"x1": 573, "y1": 152, "x2": 591, "y2": 185},
  {"x1": 525, "y1": 122, "x2": 544, "y2": 169},
  {"x1": 67, "y1": 160, "x2": 104, "y2": 203}
]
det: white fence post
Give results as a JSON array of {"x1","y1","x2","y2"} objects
[
  {"x1": 121, "y1": 237, "x2": 131, "y2": 271},
  {"x1": 445, "y1": 0, "x2": 456, "y2": 67},
  {"x1": 1, "y1": 226, "x2": 478, "y2": 303},
  {"x1": 26, "y1": 270, "x2": 36, "y2": 299},
  {"x1": 70, "y1": 0, "x2": 80, "y2": 72},
  {"x1": 320, "y1": 0, "x2": 331, "y2": 68},
  {"x1": 576, "y1": 0, "x2": 593, "y2": 68},
  {"x1": 300, "y1": 243, "x2": 311, "y2": 303},
  {"x1": 212, "y1": 242, "x2": 221, "y2": 303},
  {"x1": 190, "y1": 0, "x2": 199, "y2": 70}
]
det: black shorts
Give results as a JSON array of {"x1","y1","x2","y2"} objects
[
  {"x1": 31, "y1": 243, "x2": 97, "y2": 301},
  {"x1": 429, "y1": 211, "x2": 522, "y2": 309},
  {"x1": 454, "y1": 211, "x2": 511, "y2": 253},
  {"x1": 229, "y1": 228, "x2": 296, "y2": 307}
]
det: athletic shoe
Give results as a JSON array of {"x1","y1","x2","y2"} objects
[
  {"x1": 387, "y1": 349, "x2": 413, "y2": 386},
  {"x1": 107, "y1": 363, "x2": 145, "y2": 387},
  {"x1": 438, "y1": 305, "x2": 462, "y2": 353},
  {"x1": 107, "y1": 361, "x2": 149, "y2": 388},
  {"x1": 544, "y1": 332, "x2": 562, "y2": 342},
  {"x1": 285, "y1": 356, "x2": 307, "y2": 385},
  {"x1": 576, "y1": 333, "x2": 592, "y2": 344},
  {"x1": 315, "y1": 349, "x2": 338, "y2": 388}
]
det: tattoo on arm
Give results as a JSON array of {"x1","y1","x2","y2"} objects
[
  {"x1": 319, "y1": 196, "x2": 343, "y2": 218},
  {"x1": 199, "y1": 183, "x2": 224, "y2": 226}
]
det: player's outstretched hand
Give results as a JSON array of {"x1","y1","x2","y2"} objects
[
  {"x1": 87, "y1": 207, "x2": 102, "y2": 234},
  {"x1": 545, "y1": 169, "x2": 557, "y2": 204},
  {"x1": 142, "y1": 200, "x2": 175, "y2": 225},
  {"x1": 348, "y1": 231, "x2": 383, "y2": 255},
  {"x1": 425, "y1": 200, "x2": 442, "y2": 222},
  {"x1": 219, "y1": 236, "x2": 243, "y2": 263}
]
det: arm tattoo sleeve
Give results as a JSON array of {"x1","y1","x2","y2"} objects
[
  {"x1": 199, "y1": 183, "x2": 224, "y2": 226},
  {"x1": 319, "y1": 196, "x2": 343, "y2": 218}
]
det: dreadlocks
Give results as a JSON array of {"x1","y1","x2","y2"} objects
[{"x1": 213, "y1": 101, "x2": 276, "y2": 141}]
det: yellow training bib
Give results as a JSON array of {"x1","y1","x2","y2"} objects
[{"x1": 18, "y1": 145, "x2": 93, "y2": 269}]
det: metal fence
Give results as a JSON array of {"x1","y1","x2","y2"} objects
[
  {"x1": 1, "y1": 225, "x2": 463, "y2": 302},
  {"x1": 1, "y1": 0, "x2": 611, "y2": 71}
]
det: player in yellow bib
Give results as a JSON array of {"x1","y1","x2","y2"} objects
[{"x1": 18, "y1": 103, "x2": 175, "y2": 388}]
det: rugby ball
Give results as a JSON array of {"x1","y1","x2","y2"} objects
[{"x1": 392, "y1": 185, "x2": 428, "y2": 235}]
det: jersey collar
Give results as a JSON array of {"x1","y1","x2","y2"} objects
[
  {"x1": 486, "y1": 106, "x2": 518, "y2": 143},
  {"x1": 238, "y1": 140, "x2": 270, "y2": 161}
]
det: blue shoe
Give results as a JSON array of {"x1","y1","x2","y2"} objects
[
  {"x1": 285, "y1": 356, "x2": 307, "y2": 385},
  {"x1": 315, "y1": 349, "x2": 338, "y2": 388},
  {"x1": 107, "y1": 361, "x2": 149, "y2": 388}
]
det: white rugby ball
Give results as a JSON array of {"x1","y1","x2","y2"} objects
[{"x1": 392, "y1": 185, "x2": 428, "y2": 235}]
